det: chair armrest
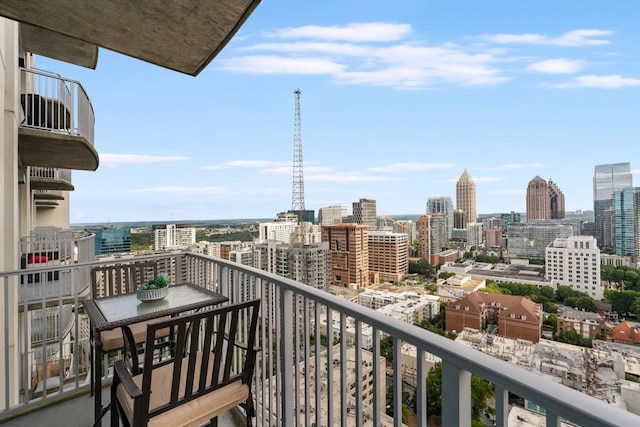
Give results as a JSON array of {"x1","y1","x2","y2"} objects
[
  {"x1": 113, "y1": 359, "x2": 143, "y2": 399},
  {"x1": 223, "y1": 332, "x2": 260, "y2": 352}
]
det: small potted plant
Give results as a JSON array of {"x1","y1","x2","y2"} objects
[{"x1": 137, "y1": 275, "x2": 169, "y2": 302}]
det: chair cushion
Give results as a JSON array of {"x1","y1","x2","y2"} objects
[
  {"x1": 116, "y1": 352, "x2": 249, "y2": 427},
  {"x1": 101, "y1": 317, "x2": 171, "y2": 352}
]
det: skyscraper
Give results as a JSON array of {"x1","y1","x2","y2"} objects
[
  {"x1": 352, "y1": 198, "x2": 377, "y2": 231},
  {"x1": 612, "y1": 187, "x2": 640, "y2": 265},
  {"x1": 426, "y1": 196, "x2": 454, "y2": 240},
  {"x1": 526, "y1": 177, "x2": 565, "y2": 221},
  {"x1": 321, "y1": 223, "x2": 369, "y2": 289},
  {"x1": 594, "y1": 163, "x2": 633, "y2": 247},
  {"x1": 456, "y1": 168, "x2": 477, "y2": 228}
]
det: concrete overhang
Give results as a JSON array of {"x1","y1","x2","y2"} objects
[
  {"x1": 2, "y1": 0, "x2": 261, "y2": 75},
  {"x1": 21, "y1": 23, "x2": 98, "y2": 69},
  {"x1": 19, "y1": 127, "x2": 99, "y2": 171},
  {"x1": 31, "y1": 177, "x2": 74, "y2": 192},
  {"x1": 33, "y1": 191, "x2": 65, "y2": 200}
]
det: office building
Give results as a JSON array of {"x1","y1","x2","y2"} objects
[
  {"x1": 87, "y1": 226, "x2": 131, "y2": 255},
  {"x1": 456, "y1": 168, "x2": 477, "y2": 228},
  {"x1": 352, "y1": 198, "x2": 377, "y2": 231},
  {"x1": 418, "y1": 213, "x2": 446, "y2": 264},
  {"x1": 318, "y1": 205, "x2": 348, "y2": 226},
  {"x1": 501, "y1": 211, "x2": 521, "y2": 230},
  {"x1": 613, "y1": 187, "x2": 640, "y2": 266},
  {"x1": 507, "y1": 222, "x2": 573, "y2": 259},
  {"x1": 152, "y1": 224, "x2": 196, "y2": 250},
  {"x1": 466, "y1": 222, "x2": 484, "y2": 247},
  {"x1": 526, "y1": 176, "x2": 565, "y2": 221},
  {"x1": 322, "y1": 223, "x2": 369, "y2": 289},
  {"x1": 368, "y1": 231, "x2": 409, "y2": 283},
  {"x1": 426, "y1": 196, "x2": 454, "y2": 240},
  {"x1": 594, "y1": 163, "x2": 633, "y2": 247},
  {"x1": 545, "y1": 235, "x2": 603, "y2": 300}
]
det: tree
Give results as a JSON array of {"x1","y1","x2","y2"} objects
[
  {"x1": 543, "y1": 313, "x2": 557, "y2": 330},
  {"x1": 606, "y1": 290, "x2": 640, "y2": 317},
  {"x1": 409, "y1": 258, "x2": 435, "y2": 278},
  {"x1": 439, "y1": 271, "x2": 455, "y2": 280}
]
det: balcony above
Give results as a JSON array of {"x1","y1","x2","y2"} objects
[
  {"x1": 19, "y1": 68, "x2": 98, "y2": 171},
  {"x1": 1, "y1": 1, "x2": 262, "y2": 76},
  {"x1": 30, "y1": 167, "x2": 74, "y2": 191}
]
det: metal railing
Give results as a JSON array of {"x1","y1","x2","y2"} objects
[
  {"x1": 19, "y1": 68, "x2": 95, "y2": 146},
  {"x1": 0, "y1": 251, "x2": 638, "y2": 426},
  {"x1": 29, "y1": 167, "x2": 72, "y2": 184}
]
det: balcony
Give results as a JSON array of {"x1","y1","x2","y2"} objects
[
  {"x1": 30, "y1": 167, "x2": 74, "y2": 191},
  {"x1": 19, "y1": 68, "x2": 98, "y2": 171},
  {"x1": 0, "y1": 252, "x2": 638, "y2": 426},
  {"x1": 33, "y1": 190, "x2": 64, "y2": 208}
]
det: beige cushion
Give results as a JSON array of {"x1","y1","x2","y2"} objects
[
  {"x1": 101, "y1": 317, "x2": 171, "y2": 352},
  {"x1": 116, "y1": 352, "x2": 249, "y2": 427}
]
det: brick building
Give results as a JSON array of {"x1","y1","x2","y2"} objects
[
  {"x1": 611, "y1": 321, "x2": 640, "y2": 345},
  {"x1": 445, "y1": 292, "x2": 543, "y2": 343},
  {"x1": 556, "y1": 308, "x2": 608, "y2": 340},
  {"x1": 321, "y1": 223, "x2": 369, "y2": 289}
]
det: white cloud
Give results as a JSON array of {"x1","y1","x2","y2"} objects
[
  {"x1": 132, "y1": 186, "x2": 227, "y2": 194},
  {"x1": 369, "y1": 162, "x2": 454, "y2": 172},
  {"x1": 483, "y1": 163, "x2": 545, "y2": 171},
  {"x1": 306, "y1": 172, "x2": 399, "y2": 183},
  {"x1": 202, "y1": 160, "x2": 289, "y2": 170},
  {"x1": 268, "y1": 22, "x2": 412, "y2": 42},
  {"x1": 547, "y1": 74, "x2": 640, "y2": 89},
  {"x1": 100, "y1": 154, "x2": 189, "y2": 166},
  {"x1": 473, "y1": 176, "x2": 504, "y2": 183},
  {"x1": 480, "y1": 29, "x2": 613, "y2": 47},
  {"x1": 527, "y1": 59, "x2": 584, "y2": 74},
  {"x1": 220, "y1": 22, "x2": 508, "y2": 89}
]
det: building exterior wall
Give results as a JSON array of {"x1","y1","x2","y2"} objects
[
  {"x1": 548, "y1": 180, "x2": 565, "y2": 220},
  {"x1": 613, "y1": 187, "x2": 640, "y2": 266},
  {"x1": 545, "y1": 235, "x2": 603, "y2": 299},
  {"x1": 352, "y1": 198, "x2": 377, "y2": 231},
  {"x1": 426, "y1": 196, "x2": 454, "y2": 240},
  {"x1": 368, "y1": 231, "x2": 408, "y2": 283},
  {"x1": 484, "y1": 228, "x2": 503, "y2": 248},
  {"x1": 417, "y1": 214, "x2": 445, "y2": 262},
  {"x1": 152, "y1": 224, "x2": 196, "y2": 250},
  {"x1": 527, "y1": 176, "x2": 550, "y2": 221},
  {"x1": 322, "y1": 224, "x2": 369, "y2": 289},
  {"x1": 507, "y1": 222, "x2": 574, "y2": 259},
  {"x1": 456, "y1": 169, "x2": 477, "y2": 227},
  {"x1": 318, "y1": 205, "x2": 348, "y2": 226},
  {"x1": 593, "y1": 163, "x2": 633, "y2": 247},
  {"x1": 258, "y1": 221, "x2": 297, "y2": 243},
  {"x1": 467, "y1": 222, "x2": 483, "y2": 247},
  {"x1": 557, "y1": 309, "x2": 607, "y2": 339}
]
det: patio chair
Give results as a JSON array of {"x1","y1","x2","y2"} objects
[
  {"x1": 89, "y1": 262, "x2": 167, "y2": 393},
  {"x1": 110, "y1": 298, "x2": 261, "y2": 427}
]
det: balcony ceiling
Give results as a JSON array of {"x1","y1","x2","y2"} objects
[
  {"x1": 1, "y1": 0, "x2": 261, "y2": 75},
  {"x1": 31, "y1": 178, "x2": 74, "y2": 191}
]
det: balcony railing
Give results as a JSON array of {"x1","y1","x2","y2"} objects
[
  {"x1": 29, "y1": 167, "x2": 73, "y2": 191},
  {"x1": 19, "y1": 68, "x2": 94, "y2": 145},
  {"x1": 0, "y1": 251, "x2": 638, "y2": 427}
]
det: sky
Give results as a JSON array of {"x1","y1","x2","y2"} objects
[{"x1": 38, "y1": 1, "x2": 640, "y2": 224}]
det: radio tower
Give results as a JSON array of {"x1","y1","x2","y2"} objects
[{"x1": 291, "y1": 88, "x2": 305, "y2": 215}]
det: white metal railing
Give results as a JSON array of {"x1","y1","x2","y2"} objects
[
  {"x1": 19, "y1": 68, "x2": 95, "y2": 146},
  {"x1": 0, "y1": 251, "x2": 638, "y2": 427},
  {"x1": 30, "y1": 167, "x2": 72, "y2": 184}
]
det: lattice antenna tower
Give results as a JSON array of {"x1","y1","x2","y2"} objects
[{"x1": 291, "y1": 88, "x2": 305, "y2": 213}]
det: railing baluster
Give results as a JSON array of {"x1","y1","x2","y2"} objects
[
  {"x1": 495, "y1": 385, "x2": 508, "y2": 427},
  {"x1": 355, "y1": 319, "x2": 363, "y2": 427},
  {"x1": 339, "y1": 313, "x2": 347, "y2": 426},
  {"x1": 393, "y1": 337, "x2": 402, "y2": 427},
  {"x1": 372, "y1": 326, "x2": 381, "y2": 427},
  {"x1": 442, "y1": 361, "x2": 472, "y2": 427},
  {"x1": 416, "y1": 348, "x2": 427, "y2": 427}
]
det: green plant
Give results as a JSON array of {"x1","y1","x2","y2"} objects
[{"x1": 138, "y1": 275, "x2": 168, "y2": 291}]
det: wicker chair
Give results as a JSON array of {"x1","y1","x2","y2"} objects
[{"x1": 110, "y1": 299, "x2": 260, "y2": 427}]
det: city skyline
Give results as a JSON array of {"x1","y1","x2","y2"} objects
[{"x1": 37, "y1": 1, "x2": 640, "y2": 223}]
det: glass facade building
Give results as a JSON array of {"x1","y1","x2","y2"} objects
[
  {"x1": 593, "y1": 163, "x2": 632, "y2": 247},
  {"x1": 613, "y1": 187, "x2": 640, "y2": 264},
  {"x1": 426, "y1": 196, "x2": 454, "y2": 240},
  {"x1": 88, "y1": 226, "x2": 131, "y2": 255}
]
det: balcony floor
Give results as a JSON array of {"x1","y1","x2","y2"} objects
[{"x1": 0, "y1": 386, "x2": 246, "y2": 426}]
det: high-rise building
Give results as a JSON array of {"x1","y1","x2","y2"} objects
[
  {"x1": 455, "y1": 168, "x2": 477, "y2": 228},
  {"x1": 87, "y1": 226, "x2": 131, "y2": 255},
  {"x1": 545, "y1": 235, "x2": 602, "y2": 299},
  {"x1": 526, "y1": 176, "x2": 565, "y2": 221},
  {"x1": 418, "y1": 214, "x2": 446, "y2": 264},
  {"x1": 352, "y1": 198, "x2": 377, "y2": 231},
  {"x1": 152, "y1": 224, "x2": 196, "y2": 250},
  {"x1": 426, "y1": 196, "x2": 454, "y2": 240},
  {"x1": 501, "y1": 211, "x2": 521, "y2": 230},
  {"x1": 594, "y1": 163, "x2": 633, "y2": 247},
  {"x1": 507, "y1": 221, "x2": 574, "y2": 259},
  {"x1": 368, "y1": 231, "x2": 409, "y2": 283},
  {"x1": 322, "y1": 224, "x2": 369, "y2": 289},
  {"x1": 318, "y1": 205, "x2": 348, "y2": 226},
  {"x1": 466, "y1": 222, "x2": 484, "y2": 247},
  {"x1": 612, "y1": 187, "x2": 640, "y2": 266}
]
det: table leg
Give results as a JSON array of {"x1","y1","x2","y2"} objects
[{"x1": 93, "y1": 328, "x2": 104, "y2": 427}]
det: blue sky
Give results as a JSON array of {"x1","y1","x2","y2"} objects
[{"x1": 39, "y1": 1, "x2": 640, "y2": 224}]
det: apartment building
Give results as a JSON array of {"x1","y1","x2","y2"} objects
[
  {"x1": 426, "y1": 196, "x2": 454, "y2": 240},
  {"x1": 417, "y1": 213, "x2": 446, "y2": 264},
  {"x1": 545, "y1": 235, "x2": 603, "y2": 300},
  {"x1": 352, "y1": 198, "x2": 377, "y2": 231},
  {"x1": 557, "y1": 308, "x2": 607, "y2": 340},
  {"x1": 152, "y1": 224, "x2": 196, "y2": 250},
  {"x1": 322, "y1": 223, "x2": 369, "y2": 289},
  {"x1": 367, "y1": 230, "x2": 408, "y2": 283},
  {"x1": 445, "y1": 292, "x2": 543, "y2": 343}
]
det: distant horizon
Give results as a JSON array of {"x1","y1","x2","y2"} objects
[{"x1": 71, "y1": 210, "x2": 594, "y2": 228}]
